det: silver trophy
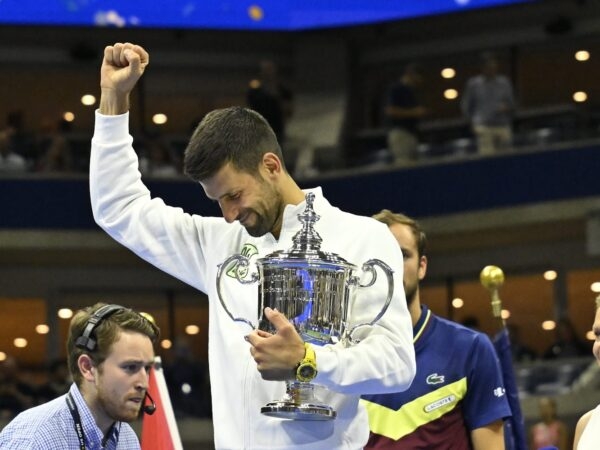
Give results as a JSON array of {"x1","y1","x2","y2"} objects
[{"x1": 216, "y1": 192, "x2": 394, "y2": 420}]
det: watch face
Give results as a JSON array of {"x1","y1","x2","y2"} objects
[{"x1": 299, "y1": 364, "x2": 316, "y2": 379}]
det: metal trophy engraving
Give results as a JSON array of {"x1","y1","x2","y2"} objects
[{"x1": 216, "y1": 192, "x2": 394, "y2": 420}]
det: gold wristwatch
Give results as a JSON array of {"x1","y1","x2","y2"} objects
[{"x1": 295, "y1": 342, "x2": 318, "y2": 382}]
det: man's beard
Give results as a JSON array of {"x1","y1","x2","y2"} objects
[
  {"x1": 242, "y1": 182, "x2": 283, "y2": 237},
  {"x1": 404, "y1": 283, "x2": 417, "y2": 308},
  {"x1": 243, "y1": 209, "x2": 272, "y2": 237},
  {"x1": 96, "y1": 387, "x2": 141, "y2": 424}
]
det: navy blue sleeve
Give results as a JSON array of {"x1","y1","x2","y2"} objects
[{"x1": 463, "y1": 333, "x2": 512, "y2": 430}]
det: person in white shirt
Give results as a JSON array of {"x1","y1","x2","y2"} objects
[
  {"x1": 89, "y1": 42, "x2": 416, "y2": 449},
  {"x1": 573, "y1": 294, "x2": 600, "y2": 450},
  {"x1": 460, "y1": 52, "x2": 515, "y2": 156}
]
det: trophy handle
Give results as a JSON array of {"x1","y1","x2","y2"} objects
[
  {"x1": 347, "y1": 259, "x2": 394, "y2": 344},
  {"x1": 216, "y1": 254, "x2": 259, "y2": 330}
]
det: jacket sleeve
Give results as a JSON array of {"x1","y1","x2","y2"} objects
[
  {"x1": 312, "y1": 218, "x2": 416, "y2": 395},
  {"x1": 89, "y1": 111, "x2": 211, "y2": 292}
]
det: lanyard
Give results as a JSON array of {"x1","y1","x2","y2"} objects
[
  {"x1": 65, "y1": 392, "x2": 118, "y2": 450},
  {"x1": 66, "y1": 392, "x2": 87, "y2": 450}
]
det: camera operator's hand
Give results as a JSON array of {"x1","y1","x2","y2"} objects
[{"x1": 246, "y1": 307, "x2": 305, "y2": 381}]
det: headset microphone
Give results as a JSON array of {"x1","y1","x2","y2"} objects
[{"x1": 143, "y1": 392, "x2": 157, "y2": 415}]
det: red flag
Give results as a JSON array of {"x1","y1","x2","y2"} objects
[{"x1": 141, "y1": 357, "x2": 183, "y2": 450}]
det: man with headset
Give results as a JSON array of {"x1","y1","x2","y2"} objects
[{"x1": 0, "y1": 303, "x2": 160, "y2": 449}]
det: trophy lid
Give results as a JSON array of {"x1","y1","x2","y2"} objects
[{"x1": 258, "y1": 192, "x2": 355, "y2": 270}]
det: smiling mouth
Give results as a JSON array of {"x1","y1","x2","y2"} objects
[{"x1": 238, "y1": 212, "x2": 251, "y2": 226}]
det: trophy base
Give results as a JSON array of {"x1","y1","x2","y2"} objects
[{"x1": 261, "y1": 401, "x2": 337, "y2": 421}]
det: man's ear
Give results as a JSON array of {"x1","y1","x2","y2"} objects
[
  {"x1": 418, "y1": 255, "x2": 428, "y2": 281},
  {"x1": 78, "y1": 354, "x2": 96, "y2": 382},
  {"x1": 262, "y1": 152, "x2": 282, "y2": 176}
]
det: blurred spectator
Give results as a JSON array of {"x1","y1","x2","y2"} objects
[
  {"x1": 0, "y1": 356, "x2": 36, "y2": 419},
  {"x1": 543, "y1": 317, "x2": 589, "y2": 359},
  {"x1": 138, "y1": 130, "x2": 181, "y2": 178},
  {"x1": 1, "y1": 110, "x2": 36, "y2": 166},
  {"x1": 36, "y1": 117, "x2": 73, "y2": 173},
  {"x1": 461, "y1": 52, "x2": 515, "y2": 155},
  {"x1": 529, "y1": 396, "x2": 569, "y2": 450},
  {"x1": 0, "y1": 137, "x2": 27, "y2": 173},
  {"x1": 246, "y1": 59, "x2": 293, "y2": 146},
  {"x1": 383, "y1": 63, "x2": 427, "y2": 166},
  {"x1": 36, "y1": 359, "x2": 71, "y2": 404},
  {"x1": 508, "y1": 323, "x2": 538, "y2": 362},
  {"x1": 164, "y1": 337, "x2": 211, "y2": 418},
  {"x1": 0, "y1": 111, "x2": 27, "y2": 173}
]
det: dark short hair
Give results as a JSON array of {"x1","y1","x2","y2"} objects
[
  {"x1": 183, "y1": 106, "x2": 284, "y2": 182},
  {"x1": 480, "y1": 51, "x2": 498, "y2": 66},
  {"x1": 67, "y1": 303, "x2": 159, "y2": 386},
  {"x1": 372, "y1": 209, "x2": 427, "y2": 258}
]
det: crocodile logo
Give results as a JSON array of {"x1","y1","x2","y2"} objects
[{"x1": 426, "y1": 373, "x2": 445, "y2": 385}]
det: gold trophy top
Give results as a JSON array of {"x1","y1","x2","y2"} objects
[
  {"x1": 480, "y1": 265, "x2": 505, "y2": 291},
  {"x1": 480, "y1": 265, "x2": 504, "y2": 322}
]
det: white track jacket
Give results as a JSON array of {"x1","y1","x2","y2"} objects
[{"x1": 90, "y1": 112, "x2": 415, "y2": 450}]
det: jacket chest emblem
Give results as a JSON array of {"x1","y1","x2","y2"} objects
[{"x1": 226, "y1": 243, "x2": 258, "y2": 279}]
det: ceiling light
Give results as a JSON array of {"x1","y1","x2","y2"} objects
[
  {"x1": 35, "y1": 324, "x2": 50, "y2": 334},
  {"x1": 573, "y1": 91, "x2": 588, "y2": 102},
  {"x1": 185, "y1": 325, "x2": 200, "y2": 335},
  {"x1": 152, "y1": 114, "x2": 168, "y2": 125},
  {"x1": 81, "y1": 94, "x2": 96, "y2": 106},
  {"x1": 14, "y1": 338, "x2": 28, "y2": 348},
  {"x1": 441, "y1": 68, "x2": 456, "y2": 79},
  {"x1": 542, "y1": 320, "x2": 556, "y2": 331},
  {"x1": 543, "y1": 270, "x2": 557, "y2": 281},
  {"x1": 444, "y1": 89, "x2": 458, "y2": 100},
  {"x1": 58, "y1": 308, "x2": 73, "y2": 319},
  {"x1": 575, "y1": 50, "x2": 590, "y2": 61}
]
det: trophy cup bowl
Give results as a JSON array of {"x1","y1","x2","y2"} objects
[{"x1": 216, "y1": 193, "x2": 394, "y2": 420}]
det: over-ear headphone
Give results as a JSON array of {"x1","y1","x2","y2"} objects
[{"x1": 75, "y1": 304, "x2": 125, "y2": 352}]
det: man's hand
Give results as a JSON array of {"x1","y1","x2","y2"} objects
[
  {"x1": 99, "y1": 42, "x2": 149, "y2": 115},
  {"x1": 246, "y1": 307, "x2": 306, "y2": 381}
]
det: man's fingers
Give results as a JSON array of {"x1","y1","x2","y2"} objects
[
  {"x1": 132, "y1": 44, "x2": 149, "y2": 67},
  {"x1": 104, "y1": 42, "x2": 148, "y2": 70},
  {"x1": 120, "y1": 43, "x2": 134, "y2": 66},
  {"x1": 264, "y1": 307, "x2": 290, "y2": 331},
  {"x1": 245, "y1": 330, "x2": 268, "y2": 347},
  {"x1": 124, "y1": 48, "x2": 140, "y2": 73},
  {"x1": 104, "y1": 45, "x2": 115, "y2": 65}
]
